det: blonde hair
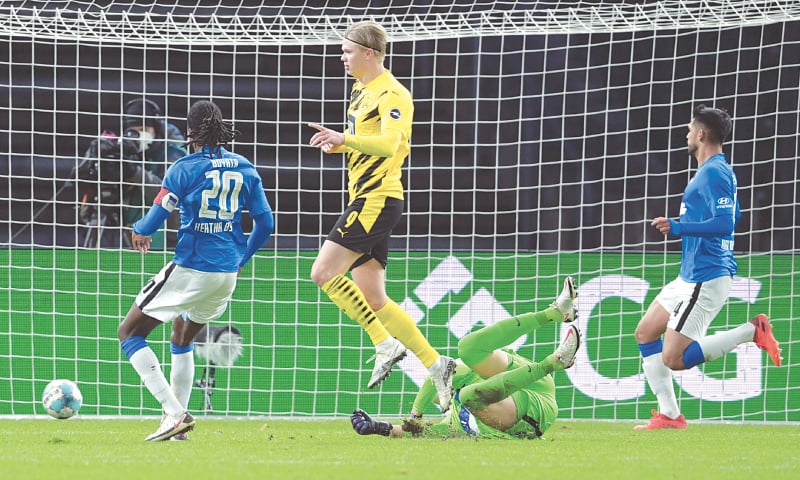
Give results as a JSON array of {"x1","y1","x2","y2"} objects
[{"x1": 344, "y1": 21, "x2": 387, "y2": 58}]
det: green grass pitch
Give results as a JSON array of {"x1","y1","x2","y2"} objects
[{"x1": 1, "y1": 418, "x2": 797, "y2": 480}]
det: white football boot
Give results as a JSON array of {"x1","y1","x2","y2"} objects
[
  {"x1": 367, "y1": 337, "x2": 407, "y2": 389},
  {"x1": 428, "y1": 355, "x2": 457, "y2": 413},
  {"x1": 145, "y1": 412, "x2": 195, "y2": 442},
  {"x1": 552, "y1": 324, "x2": 581, "y2": 371},
  {"x1": 549, "y1": 276, "x2": 578, "y2": 322}
]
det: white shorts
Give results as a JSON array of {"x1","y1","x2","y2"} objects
[
  {"x1": 656, "y1": 275, "x2": 732, "y2": 341},
  {"x1": 135, "y1": 263, "x2": 238, "y2": 324}
]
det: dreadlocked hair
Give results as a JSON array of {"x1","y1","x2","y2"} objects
[{"x1": 186, "y1": 100, "x2": 239, "y2": 154}]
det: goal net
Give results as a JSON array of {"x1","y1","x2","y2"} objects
[{"x1": 1, "y1": 1, "x2": 798, "y2": 422}]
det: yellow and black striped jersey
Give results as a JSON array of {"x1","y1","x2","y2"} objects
[{"x1": 342, "y1": 69, "x2": 413, "y2": 202}]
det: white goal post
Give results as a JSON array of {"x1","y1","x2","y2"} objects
[{"x1": 1, "y1": 1, "x2": 798, "y2": 422}]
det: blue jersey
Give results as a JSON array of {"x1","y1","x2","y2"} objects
[
  {"x1": 677, "y1": 153, "x2": 741, "y2": 282},
  {"x1": 157, "y1": 146, "x2": 271, "y2": 273}
]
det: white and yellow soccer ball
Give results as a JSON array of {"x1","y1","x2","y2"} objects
[{"x1": 42, "y1": 379, "x2": 82, "y2": 419}]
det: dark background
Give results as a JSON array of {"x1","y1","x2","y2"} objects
[{"x1": 1, "y1": 1, "x2": 798, "y2": 253}]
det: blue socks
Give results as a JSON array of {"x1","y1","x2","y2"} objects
[
  {"x1": 120, "y1": 336, "x2": 148, "y2": 359},
  {"x1": 638, "y1": 339, "x2": 663, "y2": 358},
  {"x1": 122, "y1": 337, "x2": 195, "y2": 357},
  {"x1": 638, "y1": 338, "x2": 706, "y2": 368},
  {"x1": 170, "y1": 342, "x2": 194, "y2": 354},
  {"x1": 682, "y1": 341, "x2": 706, "y2": 369}
]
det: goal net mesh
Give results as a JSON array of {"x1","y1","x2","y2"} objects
[{"x1": 1, "y1": 1, "x2": 798, "y2": 421}]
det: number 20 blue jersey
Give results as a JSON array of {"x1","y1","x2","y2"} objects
[{"x1": 157, "y1": 146, "x2": 271, "y2": 272}]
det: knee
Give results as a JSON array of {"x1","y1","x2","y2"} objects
[
  {"x1": 170, "y1": 325, "x2": 190, "y2": 347},
  {"x1": 117, "y1": 323, "x2": 130, "y2": 342},
  {"x1": 634, "y1": 321, "x2": 662, "y2": 344},
  {"x1": 310, "y1": 265, "x2": 325, "y2": 287},
  {"x1": 457, "y1": 334, "x2": 472, "y2": 362},
  {"x1": 170, "y1": 332, "x2": 193, "y2": 347},
  {"x1": 661, "y1": 349, "x2": 686, "y2": 370},
  {"x1": 118, "y1": 317, "x2": 136, "y2": 342},
  {"x1": 310, "y1": 263, "x2": 334, "y2": 288},
  {"x1": 458, "y1": 334, "x2": 484, "y2": 367},
  {"x1": 170, "y1": 315, "x2": 203, "y2": 347}
]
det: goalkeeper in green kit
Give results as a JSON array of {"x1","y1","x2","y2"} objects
[{"x1": 351, "y1": 277, "x2": 580, "y2": 440}]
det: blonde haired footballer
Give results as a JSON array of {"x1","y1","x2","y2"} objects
[{"x1": 309, "y1": 20, "x2": 455, "y2": 409}]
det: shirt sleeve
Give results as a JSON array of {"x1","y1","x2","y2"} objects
[
  {"x1": 669, "y1": 215, "x2": 735, "y2": 237},
  {"x1": 132, "y1": 203, "x2": 171, "y2": 236},
  {"x1": 704, "y1": 165, "x2": 737, "y2": 218},
  {"x1": 671, "y1": 164, "x2": 737, "y2": 237},
  {"x1": 343, "y1": 90, "x2": 411, "y2": 157},
  {"x1": 245, "y1": 168, "x2": 272, "y2": 217},
  {"x1": 239, "y1": 210, "x2": 274, "y2": 267},
  {"x1": 344, "y1": 130, "x2": 402, "y2": 157}
]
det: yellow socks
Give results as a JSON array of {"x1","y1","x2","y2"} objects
[
  {"x1": 376, "y1": 299, "x2": 439, "y2": 368},
  {"x1": 321, "y1": 275, "x2": 441, "y2": 368},
  {"x1": 321, "y1": 274, "x2": 389, "y2": 346}
]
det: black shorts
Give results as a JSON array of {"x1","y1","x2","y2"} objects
[{"x1": 326, "y1": 196, "x2": 403, "y2": 269}]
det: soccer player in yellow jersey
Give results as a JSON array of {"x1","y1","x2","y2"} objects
[{"x1": 308, "y1": 20, "x2": 456, "y2": 410}]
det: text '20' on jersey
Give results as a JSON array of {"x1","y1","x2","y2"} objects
[{"x1": 155, "y1": 146, "x2": 271, "y2": 272}]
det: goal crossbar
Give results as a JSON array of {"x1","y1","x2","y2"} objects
[{"x1": 2, "y1": 1, "x2": 799, "y2": 45}]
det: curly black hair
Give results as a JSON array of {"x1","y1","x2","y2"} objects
[{"x1": 186, "y1": 100, "x2": 238, "y2": 153}]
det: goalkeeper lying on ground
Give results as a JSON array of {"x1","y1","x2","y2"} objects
[{"x1": 351, "y1": 277, "x2": 580, "y2": 440}]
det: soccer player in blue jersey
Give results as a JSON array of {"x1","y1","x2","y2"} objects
[
  {"x1": 351, "y1": 278, "x2": 580, "y2": 439},
  {"x1": 307, "y1": 21, "x2": 455, "y2": 410},
  {"x1": 118, "y1": 100, "x2": 274, "y2": 441},
  {"x1": 633, "y1": 104, "x2": 782, "y2": 430}
]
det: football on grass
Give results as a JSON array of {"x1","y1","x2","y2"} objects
[{"x1": 42, "y1": 379, "x2": 82, "y2": 419}]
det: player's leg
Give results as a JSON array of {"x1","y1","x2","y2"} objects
[
  {"x1": 461, "y1": 327, "x2": 579, "y2": 432},
  {"x1": 353, "y1": 256, "x2": 456, "y2": 408},
  {"x1": 458, "y1": 276, "x2": 577, "y2": 377},
  {"x1": 119, "y1": 303, "x2": 193, "y2": 441},
  {"x1": 167, "y1": 314, "x2": 196, "y2": 441},
  {"x1": 169, "y1": 314, "x2": 197, "y2": 412},
  {"x1": 313, "y1": 241, "x2": 402, "y2": 388},
  {"x1": 168, "y1": 313, "x2": 203, "y2": 440},
  {"x1": 119, "y1": 263, "x2": 198, "y2": 441},
  {"x1": 170, "y1": 271, "x2": 236, "y2": 391},
  {"x1": 664, "y1": 277, "x2": 783, "y2": 368},
  {"x1": 354, "y1": 257, "x2": 441, "y2": 369},
  {"x1": 314, "y1": 197, "x2": 452, "y2": 395},
  {"x1": 347, "y1": 195, "x2": 423, "y2": 378},
  {"x1": 634, "y1": 278, "x2": 687, "y2": 429},
  {"x1": 170, "y1": 270, "x2": 238, "y2": 406},
  {"x1": 312, "y1": 240, "x2": 393, "y2": 340},
  {"x1": 119, "y1": 296, "x2": 185, "y2": 419},
  {"x1": 350, "y1": 222, "x2": 442, "y2": 367}
]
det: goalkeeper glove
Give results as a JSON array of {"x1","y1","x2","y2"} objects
[{"x1": 351, "y1": 408, "x2": 392, "y2": 437}]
